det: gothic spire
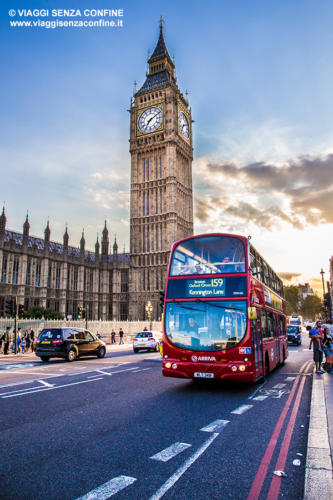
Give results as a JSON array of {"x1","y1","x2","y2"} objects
[
  {"x1": 23, "y1": 211, "x2": 30, "y2": 238},
  {"x1": 44, "y1": 218, "x2": 50, "y2": 242},
  {"x1": 0, "y1": 206, "x2": 6, "y2": 233},
  {"x1": 80, "y1": 230, "x2": 85, "y2": 254},
  {"x1": 63, "y1": 225, "x2": 69, "y2": 247},
  {"x1": 148, "y1": 17, "x2": 173, "y2": 66},
  {"x1": 95, "y1": 234, "x2": 100, "y2": 255}
]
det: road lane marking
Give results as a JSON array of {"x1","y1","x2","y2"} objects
[
  {"x1": 1, "y1": 370, "x2": 63, "y2": 377},
  {"x1": 247, "y1": 360, "x2": 312, "y2": 500},
  {"x1": 2, "y1": 377, "x2": 104, "y2": 398},
  {"x1": 37, "y1": 379, "x2": 54, "y2": 387},
  {"x1": 95, "y1": 370, "x2": 113, "y2": 376},
  {"x1": 150, "y1": 442, "x2": 192, "y2": 462},
  {"x1": 252, "y1": 395, "x2": 268, "y2": 401},
  {"x1": 231, "y1": 405, "x2": 253, "y2": 415},
  {"x1": 76, "y1": 475, "x2": 137, "y2": 500},
  {"x1": 200, "y1": 420, "x2": 230, "y2": 433},
  {"x1": 285, "y1": 377, "x2": 296, "y2": 381},
  {"x1": 266, "y1": 370, "x2": 307, "y2": 500},
  {"x1": 149, "y1": 433, "x2": 220, "y2": 500},
  {"x1": 272, "y1": 383, "x2": 286, "y2": 389}
]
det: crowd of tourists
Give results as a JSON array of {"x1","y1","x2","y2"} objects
[
  {"x1": 308, "y1": 320, "x2": 333, "y2": 374},
  {"x1": 0, "y1": 327, "x2": 36, "y2": 355}
]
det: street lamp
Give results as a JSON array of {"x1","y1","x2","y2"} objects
[
  {"x1": 145, "y1": 300, "x2": 153, "y2": 331},
  {"x1": 320, "y1": 268, "x2": 325, "y2": 295}
]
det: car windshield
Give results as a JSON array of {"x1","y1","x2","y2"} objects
[
  {"x1": 170, "y1": 236, "x2": 246, "y2": 276},
  {"x1": 165, "y1": 300, "x2": 247, "y2": 351},
  {"x1": 136, "y1": 332, "x2": 152, "y2": 338},
  {"x1": 39, "y1": 329, "x2": 62, "y2": 340},
  {"x1": 287, "y1": 326, "x2": 299, "y2": 334}
]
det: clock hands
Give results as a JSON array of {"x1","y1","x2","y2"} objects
[{"x1": 147, "y1": 111, "x2": 160, "y2": 126}]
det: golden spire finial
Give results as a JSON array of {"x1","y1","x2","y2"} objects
[{"x1": 160, "y1": 16, "x2": 164, "y2": 30}]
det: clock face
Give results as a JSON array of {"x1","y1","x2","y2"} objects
[
  {"x1": 138, "y1": 107, "x2": 163, "y2": 133},
  {"x1": 179, "y1": 112, "x2": 190, "y2": 139}
]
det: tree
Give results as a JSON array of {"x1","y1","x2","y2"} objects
[
  {"x1": 300, "y1": 295, "x2": 322, "y2": 320},
  {"x1": 284, "y1": 286, "x2": 300, "y2": 316},
  {"x1": 24, "y1": 306, "x2": 64, "y2": 320}
]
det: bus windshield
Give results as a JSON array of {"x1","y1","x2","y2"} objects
[
  {"x1": 170, "y1": 235, "x2": 246, "y2": 276},
  {"x1": 164, "y1": 300, "x2": 247, "y2": 351}
]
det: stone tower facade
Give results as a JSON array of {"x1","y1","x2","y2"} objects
[{"x1": 129, "y1": 21, "x2": 194, "y2": 320}]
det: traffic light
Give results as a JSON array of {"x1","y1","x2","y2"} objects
[
  {"x1": 159, "y1": 290, "x2": 165, "y2": 309},
  {"x1": 77, "y1": 306, "x2": 82, "y2": 319},
  {"x1": 18, "y1": 304, "x2": 25, "y2": 317},
  {"x1": 5, "y1": 298, "x2": 14, "y2": 316},
  {"x1": 81, "y1": 307, "x2": 86, "y2": 319}
]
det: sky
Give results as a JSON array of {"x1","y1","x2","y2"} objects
[{"x1": 1, "y1": 0, "x2": 332, "y2": 293}]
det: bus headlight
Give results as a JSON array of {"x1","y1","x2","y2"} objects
[
  {"x1": 172, "y1": 363, "x2": 178, "y2": 369},
  {"x1": 239, "y1": 365, "x2": 246, "y2": 372},
  {"x1": 244, "y1": 357, "x2": 249, "y2": 362},
  {"x1": 165, "y1": 362, "x2": 171, "y2": 368},
  {"x1": 231, "y1": 365, "x2": 237, "y2": 372}
]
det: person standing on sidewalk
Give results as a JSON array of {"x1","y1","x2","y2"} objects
[
  {"x1": 111, "y1": 330, "x2": 116, "y2": 344},
  {"x1": 119, "y1": 328, "x2": 124, "y2": 345},
  {"x1": 310, "y1": 327, "x2": 324, "y2": 374},
  {"x1": 3, "y1": 327, "x2": 11, "y2": 355},
  {"x1": 324, "y1": 337, "x2": 333, "y2": 374}
]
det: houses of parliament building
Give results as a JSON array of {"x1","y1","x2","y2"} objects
[{"x1": 0, "y1": 22, "x2": 194, "y2": 321}]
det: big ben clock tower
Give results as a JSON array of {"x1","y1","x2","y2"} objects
[{"x1": 129, "y1": 20, "x2": 194, "y2": 320}]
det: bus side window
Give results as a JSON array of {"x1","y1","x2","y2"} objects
[
  {"x1": 261, "y1": 309, "x2": 267, "y2": 338},
  {"x1": 257, "y1": 257, "x2": 263, "y2": 282},
  {"x1": 267, "y1": 311, "x2": 274, "y2": 337},
  {"x1": 250, "y1": 253, "x2": 257, "y2": 276}
]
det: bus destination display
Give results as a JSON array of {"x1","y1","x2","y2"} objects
[{"x1": 186, "y1": 278, "x2": 226, "y2": 298}]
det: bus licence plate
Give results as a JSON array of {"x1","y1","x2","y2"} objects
[{"x1": 194, "y1": 372, "x2": 214, "y2": 378}]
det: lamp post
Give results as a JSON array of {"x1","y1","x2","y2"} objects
[
  {"x1": 145, "y1": 300, "x2": 153, "y2": 331},
  {"x1": 320, "y1": 268, "x2": 325, "y2": 295}
]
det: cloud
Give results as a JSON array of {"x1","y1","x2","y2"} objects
[
  {"x1": 278, "y1": 272, "x2": 303, "y2": 282},
  {"x1": 193, "y1": 153, "x2": 333, "y2": 231}
]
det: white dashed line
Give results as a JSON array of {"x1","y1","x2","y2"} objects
[
  {"x1": 231, "y1": 404, "x2": 253, "y2": 415},
  {"x1": 149, "y1": 433, "x2": 220, "y2": 500},
  {"x1": 76, "y1": 475, "x2": 137, "y2": 500},
  {"x1": 150, "y1": 442, "x2": 192, "y2": 462},
  {"x1": 37, "y1": 379, "x2": 54, "y2": 387},
  {"x1": 285, "y1": 377, "x2": 296, "y2": 381},
  {"x1": 252, "y1": 395, "x2": 268, "y2": 401},
  {"x1": 2, "y1": 377, "x2": 103, "y2": 398},
  {"x1": 272, "y1": 383, "x2": 286, "y2": 389},
  {"x1": 200, "y1": 419, "x2": 230, "y2": 433}
]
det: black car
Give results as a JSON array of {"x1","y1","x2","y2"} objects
[
  {"x1": 36, "y1": 328, "x2": 106, "y2": 362},
  {"x1": 287, "y1": 325, "x2": 302, "y2": 345}
]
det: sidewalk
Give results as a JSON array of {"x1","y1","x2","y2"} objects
[{"x1": 304, "y1": 369, "x2": 333, "y2": 499}]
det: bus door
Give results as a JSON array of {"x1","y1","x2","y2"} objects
[{"x1": 251, "y1": 311, "x2": 263, "y2": 378}]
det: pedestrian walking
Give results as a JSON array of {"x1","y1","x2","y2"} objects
[
  {"x1": 3, "y1": 327, "x2": 11, "y2": 355},
  {"x1": 21, "y1": 334, "x2": 26, "y2": 354},
  {"x1": 111, "y1": 330, "x2": 116, "y2": 344},
  {"x1": 16, "y1": 328, "x2": 22, "y2": 353},
  {"x1": 119, "y1": 328, "x2": 124, "y2": 345},
  {"x1": 29, "y1": 329, "x2": 35, "y2": 352},
  {"x1": 0, "y1": 330, "x2": 4, "y2": 353},
  {"x1": 26, "y1": 333, "x2": 31, "y2": 352}
]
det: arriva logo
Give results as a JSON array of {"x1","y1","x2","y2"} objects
[{"x1": 191, "y1": 355, "x2": 216, "y2": 362}]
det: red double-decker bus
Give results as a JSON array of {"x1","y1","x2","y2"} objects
[{"x1": 162, "y1": 233, "x2": 287, "y2": 382}]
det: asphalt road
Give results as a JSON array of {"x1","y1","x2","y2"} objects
[{"x1": 0, "y1": 342, "x2": 312, "y2": 500}]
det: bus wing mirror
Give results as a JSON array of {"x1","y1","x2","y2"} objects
[{"x1": 248, "y1": 307, "x2": 257, "y2": 320}]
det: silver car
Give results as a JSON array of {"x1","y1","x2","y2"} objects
[{"x1": 133, "y1": 331, "x2": 162, "y2": 353}]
